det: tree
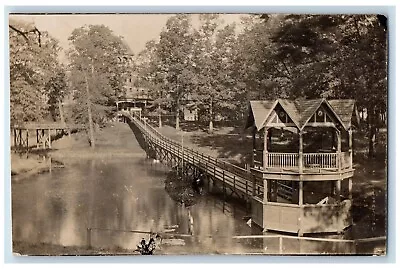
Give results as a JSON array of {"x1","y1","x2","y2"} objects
[
  {"x1": 190, "y1": 15, "x2": 241, "y2": 133},
  {"x1": 154, "y1": 15, "x2": 196, "y2": 130},
  {"x1": 332, "y1": 15, "x2": 387, "y2": 158},
  {"x1": 136, "y1": 40, "x2": 171, "y2": 128},
  {"x1": 68, "y1": 24, "x2": 130, "y2": 147},
  {"x1": 233, "y1": 15, "x2": 285, "y2": 117},
  {"x1": 45, "y1": 67, "x2": 68, "y2": 121},
  {"x1": 235, "y1": 14, "x2": 387, "y2": 157},
  {"x1": 265, "y1": 15, "x2": 387, "y2": 157},
  {"x1": 9, "y1": 19, "x2": 63, "y2": 124}
]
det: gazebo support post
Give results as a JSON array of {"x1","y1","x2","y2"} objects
[
  {"x1": 298, "y1": 179, "x2": 304, "y2": 237},
  {"x1": 298, "y1": 130, "x2": 304, "y2": 236},
  {"x1": 349, "y1": 128, "x2": 353, "y2": 169},
  {"x1": 263, "y1": 179, "x2": 268, "y2": 203},
  {"x1": 348, "y1": 178, "x2": 353, "y2": 200},
  {"x1": 263, "y1": 127, "x2": 268, "y2": 169},
  {"x1": 336, "y1": 129, "x2": 342, "y2": 200},
  {"x1": 299, "y1": 180, "x2": 303, "y2": 205},
  {"x1": 252, "y1": 127, "x2": 256, "y2": 167},
  {"x1": 268, "y1": 129, "x2": 272, "y2": 151},
  {"x1": 299, "y1": 131, "x2": 303, "y2": 173}
]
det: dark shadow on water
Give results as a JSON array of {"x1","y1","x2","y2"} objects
[{"x1": 164, "y1": 167, "x2": 205, "y2": 207}]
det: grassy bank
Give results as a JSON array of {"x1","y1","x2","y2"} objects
[
  {"x1": 50, "y1": 121, "x2": 146, "y2": 159},
  {"x1": 10, "y1": 122, "x2": 146, "y2": 179}
]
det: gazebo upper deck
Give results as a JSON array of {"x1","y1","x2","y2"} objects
[{"x1": 246, "y1": 98, "x2": 359, "y2": 179}]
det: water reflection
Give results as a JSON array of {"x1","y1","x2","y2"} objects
[
  {"x1": 12, "y1": 157, "x2": 260, "y2": 254},
  {"x1": 14, "y1": 156, "x2": 381, "y2": 254}
]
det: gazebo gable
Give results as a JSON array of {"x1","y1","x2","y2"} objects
[
  {"x1": 263, "y1": 101, "x2": 298, "y2": 128},
  {"x1": 296, "y1": 99, "x2": 347, "y2": 131},
  {"x1": 246, "y1": 99, "x2": 356, "y2": 131},
  {"x1": 245, "y1": 100, "x2": 277, "y2": 130},
  {"x1": 328, "y1": 99, "x2": 359, "y2": 130}
]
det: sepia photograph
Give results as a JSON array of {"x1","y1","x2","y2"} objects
[{"x1": 8, "y1": 12, "x2": 388, "y2": 256}]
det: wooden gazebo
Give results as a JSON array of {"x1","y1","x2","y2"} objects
[{"x1": 245, "y1": 98, "x2": 359, "y2": 235}]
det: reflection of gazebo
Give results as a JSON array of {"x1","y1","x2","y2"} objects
[{"x1": 245, "y1": 99, "x2": 359, "y2": 235}]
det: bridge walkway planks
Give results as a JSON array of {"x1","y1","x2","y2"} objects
[{"x1": 127, "y1": 114, "x2": 263, "y2": 200}]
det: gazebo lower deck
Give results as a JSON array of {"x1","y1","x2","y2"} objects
[
  {"x1": 251, "y1": 196, "x2": 352, "y2": 235},
  {"x1": 246, "y1": 99, "x2": 359, "y2": 235}
]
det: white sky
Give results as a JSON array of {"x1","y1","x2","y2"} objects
[{"x1": 10, "y1": 14, "x2": 244, "y2": 58}]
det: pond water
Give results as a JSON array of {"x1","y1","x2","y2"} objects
[
  {"x1": 11, "y1": 153, "x2": 385, "y2": 255},
  {"x1": 12, "y1": 156, "x2": 275, "y2": 254}
]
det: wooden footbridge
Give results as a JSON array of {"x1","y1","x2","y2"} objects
[
  {"x1": 122, "y1": 98, "x2": 361, "y2": 236},
  {"x1": 11, "y1": 122, "x2": 85, "y2": 152},
  {"x1": 122, "y1": 112, "x2": 263, "y2": 203}
]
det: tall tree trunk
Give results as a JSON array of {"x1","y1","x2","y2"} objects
[
  {"x1": 368, "y1": 107, "x2": 377, "y2": 158},
  {"x1": 368, "y1": 126, "x2": 377, "y2": 158},
  {"x1": 209, "y1": 98, "x2": 213, "y2": 134},
  {"x1": 58, "y1": 100, "x2": 65, "y2": 123},
  {"x1": 158, "y1": 104, "x2": 162, "y2": 128},
  {"x1": 175, "y1": 99, "x2": 180, "y2": 130},
  {"x1": 84, "y1": 73, "x2": 95, "y2": 148},
  {"x1": 58, "y1": 100, "x2": 71, "y2": 136}
]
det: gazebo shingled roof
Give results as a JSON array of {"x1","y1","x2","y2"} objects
[
  {"x1": 246, "y1": 100, "x2": 277, "y2": 130},
  {"x1": 328, "y1": 99, "x2": 360, "y2": 130},
  {"x1": 246, "y1": 98, "x2": 358, "y2": 131}
]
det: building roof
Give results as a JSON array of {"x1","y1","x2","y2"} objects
[
  {"x1": 328, "y1": 99, "x2": 360, "y2": 129},
  {"x1": 246, "y1": 98, "x2": 358, "y2": 131},
  {"x1": 246, "y1": 100, "x2": 277, "y2": 130}
]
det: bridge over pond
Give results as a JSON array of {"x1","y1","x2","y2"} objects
[{"x1": 121, "y1": 98, "x2": 359, "y2": 236}]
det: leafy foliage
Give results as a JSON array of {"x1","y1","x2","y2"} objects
[
  {"x1": 191, "y1": 15, "x2": 240, "y2": 131},
  {"x1": 68, "y1": 24, "x2": 131, "y2": 127},
  {"x1": 125, "y1": 14, "x2": 387, "y2": 155},
  {"x1": 9, "y1": 19, "x2": 64, "y2": 124},
  {"x1": 146, "y1": 15, "x2": 196, "y2": 129},
  {"x1": 236, "y1": 14, "x2": 387, "y2": 156}
]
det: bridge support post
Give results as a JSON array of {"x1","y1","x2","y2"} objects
[
  {"x1": 25, "y1": 129, "x2": 29, "y2": 153},
  {"x1": 36, "y1": 130, "x2": 39, "y2": 148},
  {"x1": 48, "y1": 129, "x2": 51, "y2": 149},
  {"x1": 222, "y1": 171, "x2": 226, "y2": 198},
  {"x1": 13, "y1": 129, "x2": 17, "y2": 150},
  {"x1": 252, "y1": 174, "x2": 257, "y2": 197}
]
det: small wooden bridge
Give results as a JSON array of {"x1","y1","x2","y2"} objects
[
  {"x1": 11, "y1": 122, "x2": 85, "y2": 152},
  {"x1": 122, "y1": 112, "x2": 264, "y2": 203}
]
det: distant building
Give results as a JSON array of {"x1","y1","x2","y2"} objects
[
  {"x1": 117, "y1": 54, "x2": 135, "y2": 93},
  {"x1": 183, "y1": 103, "x2": 198, "y2": 122},
  {"x1": 116, "y1": 54, "x2": 152, "y2": 121}
]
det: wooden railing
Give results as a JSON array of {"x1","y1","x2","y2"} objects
[
  {"x1": 254, "y1": 151, "x2": 352, "y2": 171},
  {"x1": 123, "y1": 112, "x2": 260, "y2": 199},
  {"x1": 303, "y1": 153, "x2": 338, "y2": 169},
  {"x1": 267, "y1": 153, "x2": 298, "y2": 168},
  {"x1": 85, "y1": 225, "x2": 386, "y2": 255}
]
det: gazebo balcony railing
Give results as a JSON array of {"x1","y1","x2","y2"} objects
[{"x1": 254, "y1": 150, "x2": 351, "y2": 171}]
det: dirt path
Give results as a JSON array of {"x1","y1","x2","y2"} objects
[{"x1": 156, "y1": 124, "x2": 252, "y2": 166}]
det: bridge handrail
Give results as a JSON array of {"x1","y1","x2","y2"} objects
[{"x1": 130, "y1": 114, "x2": 251, "y2": 181}]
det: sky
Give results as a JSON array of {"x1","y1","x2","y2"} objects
[{"x1": 10, "y1": 14, "x2": 244, "y2": 58}]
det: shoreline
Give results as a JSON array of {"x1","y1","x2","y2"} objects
[{"x1": 10, "y1": 122, "x2": 147, "y2": 181}]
